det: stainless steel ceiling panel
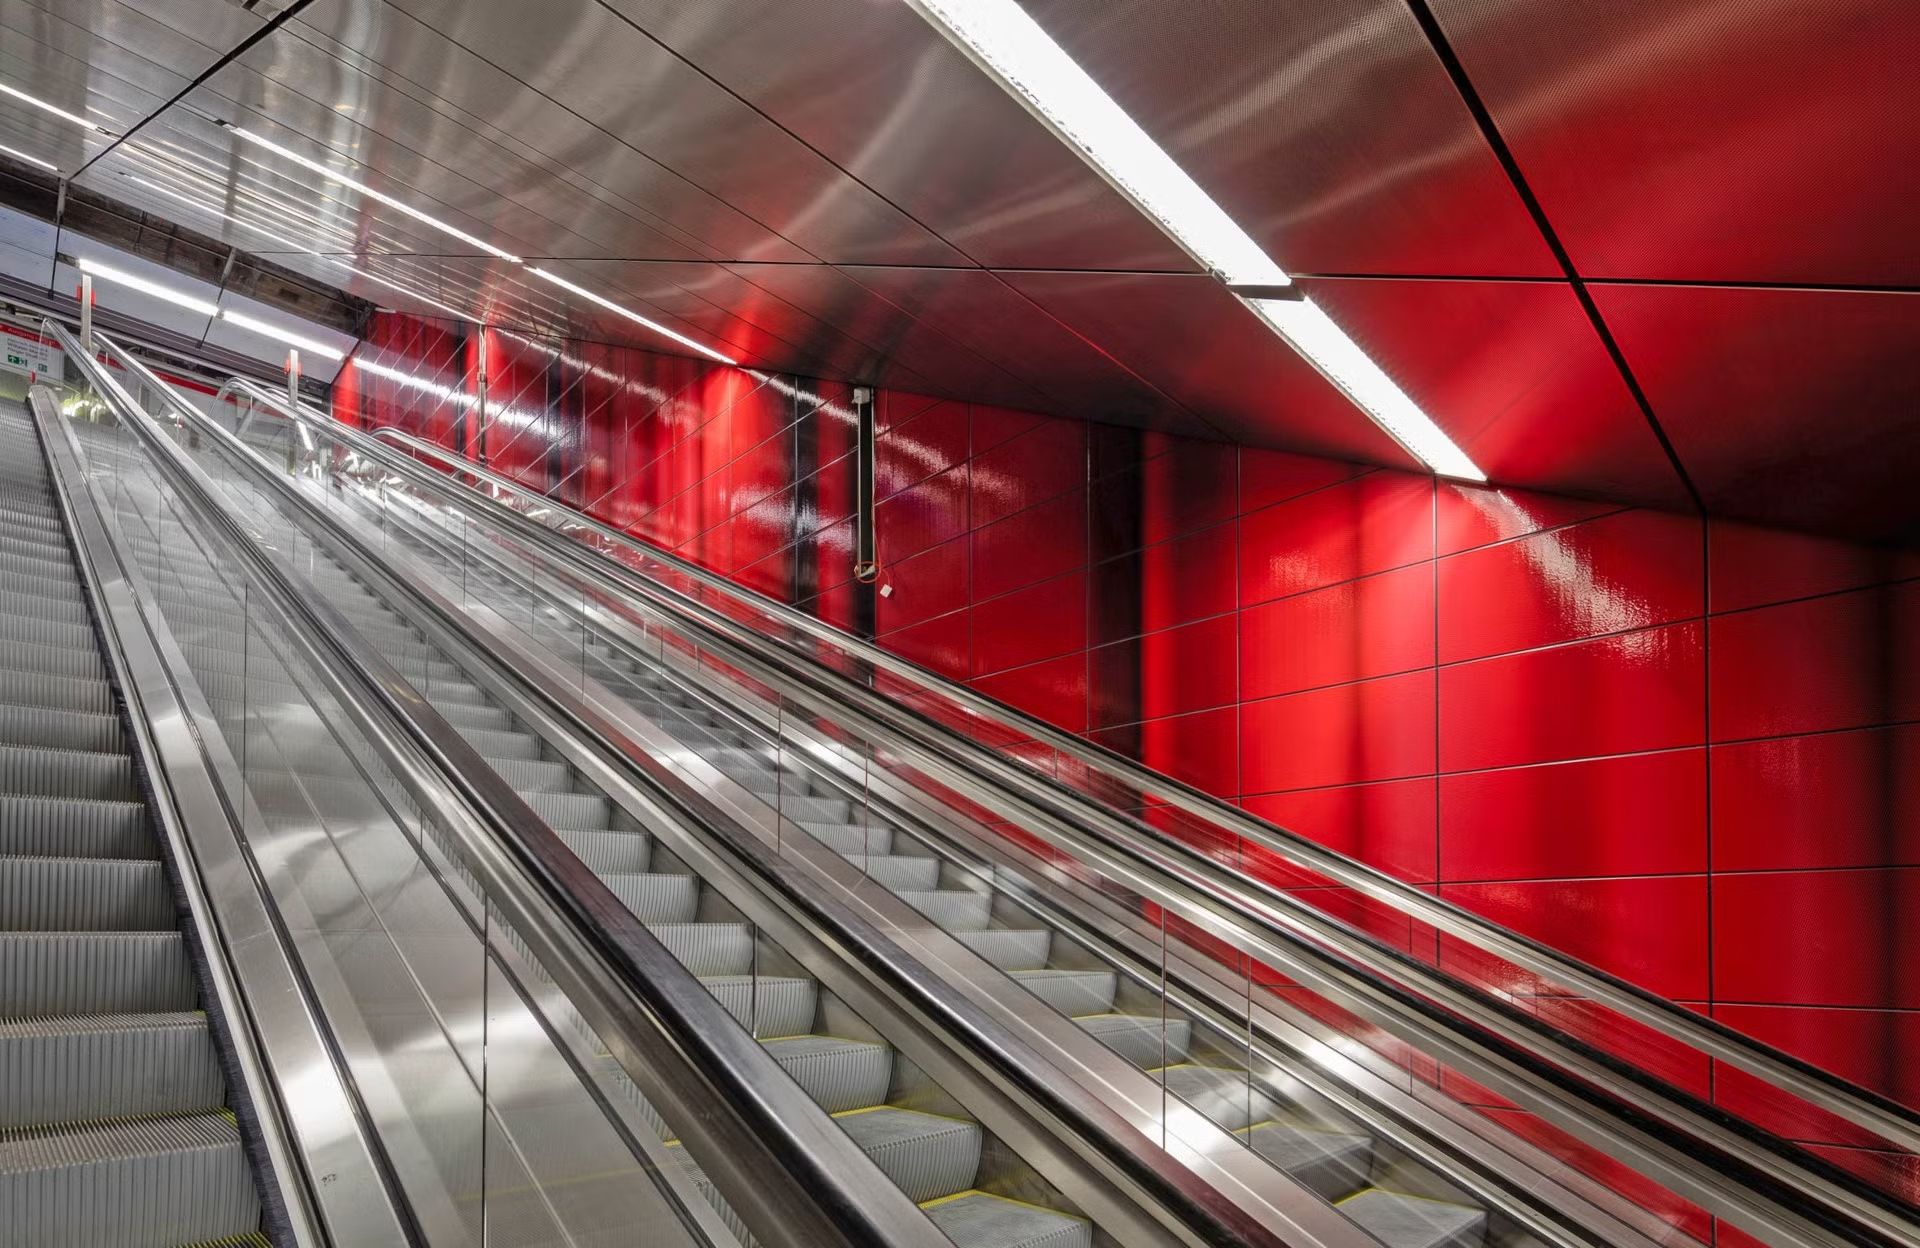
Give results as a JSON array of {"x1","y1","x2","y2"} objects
[
  {"x1": 1020, "y1": 0, "x2": 1556, "y2": 279},
  {"x1": 608, "y1": 0, "x2": 1194, "y2": 274},
  {"x1": 1299, "y1": 276, "x2": 1690, "y2": 507},
  {"x1": 0, "y1": 31, "x2": 172, "y2": 144},
  {"x1": 9, "y1": 0, "x2": 260, "y2": 84},
  {"x1": 0, "y1": 4, "x2": 202, "y2": 107},
  {"x1": 287, "y1": 3, "x2": 810, "y2": 265},
  {"x1": 1431, "y1": 0, "x2": 1920, "y2": 285},
  {"x1": 1001, "y1": 269, "x2": 1415, "y2": 464},
  {"x1": 386, "y1": 0, "x2": 966, "y2": 269}
]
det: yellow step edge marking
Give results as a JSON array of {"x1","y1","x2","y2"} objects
[
  {"x1": 918, "y1": 1189, "x2": 1089, "y2": 1221},
  {"x1": 829, "y1": 1103, "x2": 977, "y2": 1126},
  {"x1": 1334, "y1": 1188, "x2": 1477, "y2": 1211}
]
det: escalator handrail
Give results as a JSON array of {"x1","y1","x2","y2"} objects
[
  {"x1": 73, "y1": 330, "x2": 953, "y2": 1248},
  {"x1": 210, "y1": 380, "x2": 1920, "y2": 1242},
  {"x1": 245, "y1": 387, "x2": 1920, "y2": 1162}
]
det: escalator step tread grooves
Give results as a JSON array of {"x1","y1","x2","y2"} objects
[
  {"x1": 0, "y1": 401, "x2": 262, "y2": 1244},
  {"x1": 922, "y1": 1192, "x2": 1092, "y2": 1248}
]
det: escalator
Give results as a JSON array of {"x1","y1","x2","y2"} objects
[{"x1": 0, "y1": 399, "x2": 265, "y2": 1246}]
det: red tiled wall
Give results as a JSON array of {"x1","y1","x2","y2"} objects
[{"x1": 335, "y1": 312, "x2": 1920, "y2": 1125}]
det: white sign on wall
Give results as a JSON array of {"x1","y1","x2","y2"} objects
[{"x1": 0, "y1": 324, "x2": 61, "y2": 379}]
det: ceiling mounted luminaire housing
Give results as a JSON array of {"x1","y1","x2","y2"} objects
[
  {"x1": 906, "y1": 0, "x2": 1287, "y2": 288},
  {"x1": 0, "y1": 81, "x2": 110, "y2": 132},
  {"x1": 528, "y1": 267, "x2": 739, "y2": 365},
  {"x1": 1253, "y1": 298, "x2": 1484, "y2": 481},
  {"x1": 909, "y1": 0, "x2": 1486, "y2": 481},
  {"x1": 0, "y1": 141, "x2": 57, "y2": 172},
  {"x1": 224, "y1": 123, "x2": 523, "y2": 263},
  {"x1": 75, "y1": 257, "x2": 220, "y2": 317},
  {"x1": 220, "y1": 308, "x2": 346, "y2": 360}
]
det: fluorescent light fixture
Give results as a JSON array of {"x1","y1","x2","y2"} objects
[
  {"x1": 219, "y1": 309, "x2": 346, "y2": 361},
  {"x1": 527, "y1": 267, "x2": 738, "y2": 365},
  {"x1": 0, "y1": 81, "x2": 107, "y2": 132},
  {"x1": 909, "y1": 0, "x2": 1285, "y2": 287},
  {"x1": 0, "y1": 141, "x2": 56, "y2": 172},
  {"x1": 1253, "y1": 298, "x2": 1484, "y2": 481},
  {"x1": 227, "y1": 125, "x2": 523, "y2": 263},
  {"x1": 910, "y1": 0, "x2": 1485, "y2": 481},
  {"x1": 76, "y1": 257, "x2": 219, "y2": 317}
]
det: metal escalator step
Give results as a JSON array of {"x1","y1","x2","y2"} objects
[
  {"x1": 648, "y1": 922, "x2": 752, "y2": 976},
  {"x1": 799, "y1": 820, "x2": 895, "y2": 856},
  {"x1": 761, "y1": 1035, "x2": 893, "y2": 1112},
  {"x1": 0, "y1": 588, "x2": 87, "y2": 626},
  {"x1": 0, "y1": 1013, "x2": 222, "y2": 1128},
  {"x1": 923, "y1": 1191, "x2": 1092, "y2": 1248},
  {"x1": 0, "y1": 857, "x2": 174, "y2": 931},
  {"x1": 1337, "y1": 1190, "x2": 1487, "y2": 1248},
  {"x1": 894, "y1": 889, "x2": 994, "y2": 931},
  {"x1": 457, "y1": 727, "x2": 542, "y2": 760},
  {"x1": 0, "y1": 705, "x2": 123, "y2": 754},
  {"x1": 524, "y1": 790, "x2": 610, "y2": 831},
  {"x1": 834, "y1": 1106, "x2": 983, "y2": 1202},
  {"x1": 0, "y1": 611, "x2": 93, "y2": 653},
  {"x1": 485, "y1": 757, "x2": 574, "y2": 793},
  {"x1": 759, "y1": 793, "x2": 852, "y2": 824},
  {"x1": 434, "y1": 700, "x2": 512, "y2": 733},
  {"x1": 0, "y1": 744, "x2": 137, "y2": 802},
  {"x1": 0, "y1": 932, "x2": 195, "y2": 1015},
  {"x1": 0, "y1": 547, "x2": 78, "y2": 578},
  {"x1": 0, "y1": 669, "x2": 113, "y2": 716},
  {"x1": 838, "y1": 852, "x2": 940, "y2": 891},
  {"x1": 1077, "y1": 1013, "x2": 1194, "y2": 1069},
  {"x1": 1152, "y1": 1064, "x2": 1275, "y2": 1131},
  {"x1": 0, "y1": 794, "x2": 151, "y2": 860},
  {"x1": 1243, "y1": 1122, "x2": 1374, "y2": 1201},
  {"x1": 602, "y1": 872, "x2": 700, "y2": 924},
  {"x1": 2, "y1": 567, "x2": 84, "y2": 603},
  {"x1": 555, "y1": 828, "x2": 651, "y2": 874},
  {"x1": 701, "y1": 975, "x2": 817, "y2": 1037},
  {"x1": 0, "y1": 1111, "x2": 261, "y2": 1248},
  {"x1": 952, "y1": 928, "x2": 1052, "y2": 971},
  {"x1": 418, "y1": 681, "x2": 494, "y2": 709},
  {"x1": 1010, "y1": 968, "x2": 1118, "y2": 1015},
  {"x1": 0, "y1": 639, "x2": 104, "y2": 682}
]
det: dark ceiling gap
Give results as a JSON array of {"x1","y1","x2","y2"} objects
[
  {"x1": 1402, "y1": 0, "x2": 1706, "y2": 513},
  {"x1": 69, "y1": 0, "x2": 317, "y2": 182}
]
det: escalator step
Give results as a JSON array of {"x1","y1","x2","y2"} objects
[
  {"x1": 0, "y1": 794, "x2": 152, "y2": 860},
  {"x1": 0, "y1": 1013, "x2": 222, "y2": 1128},
  {"x1": 0, "y1": 611, "x2": 93, "y2": 653},
  {"x1": 701, "y1": 975, "x2": 817, "y2": 1037},
  {"x1": 486, "y1": 757, "x2": 574, "y2": 793},
  {"x1": 1336, "y1": 1190, "x2": 1487, "y2": 1248},
  {"x1": 555, "y1": 828, "x2": 652, "y2": 874},
  {"x1": 525, "y1": 791, "x2": 611, "y2": 831},
  {"x1": 1010, "y1": 969, "x2": 1117, "y2": 1016},
  {"x1": 1076, "y1": 1013, "x2": 1193, "y2": 1069},
  {"x1": 0, "y1": 590, "x2": 87, "y2": 626},
  {"x1": 922, "y1": 1191, "x2": 1092, "y2": 1248},
  {"x1": 895, "y1": 889, "x2": 994, "y2": 932},
  {"x1": 602, "y1": 872, "x2": 700, "y2": 924},
  {"x1": 0, "y1": 932, "x2": 195, "y2": 1015},
  {"x1": 460, "y1": 727, "x2": 543, "y2": 760},
  {"x1": 762, "y1": 1035, "x2": 893, "y2": 1113},
  {"x1": 1244, "y1": 1123, "x2": 1374, "y2": 1201},
  {"x1": 952, "y1": 928, "x2": 1052, "y2": 972},
  {"x1": 0, "y1": 705, "x2": 124, "y2": 755},
  {"x1": 0, "y1": 669, "x2": 112, "y2": 716},
  {"x1": 1152, "y1": 1064, "x2": 1275, "y2": 1131},
  {"x1": 797, "y1": 820, "x2": 895, "y2": 856},
  {"x1": 0, "y1": 1111, "x2": 261, "y2": 1248},
  {"x1": 833, "y1": 1106, "x2": 983, "y2": 1203},
  {"x1": 648, "y1": 922, "x2": 752, "y2": 976},
  {"x1": 837, "y1": 852, "x2": 940, "y2": 891},
  {"x1": 0, "y1": 639, "x2": 105, "y2": 682},
  {"x1": 0, "y1": 857, "x2": 174, "y2": 931},
  {"x1": 0, "y1": 744, "x2": 138, "y2": 802}
]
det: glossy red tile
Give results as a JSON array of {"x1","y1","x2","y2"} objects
[
  {"x1": 1241, "y1": 564, "x2": 1435, "y2": 700},
  {"x1": 1437, "y1": 508, "x2": 1703, "y2": 663},
  {"x1": 876, "y1": 536, "x2": 970, "y2": 634},
  {"x1": 972, "y1": 652, "x2": 1089, "y2": 734},
  {"x1": 1440, "y1": 749, "x2": 1707, "y2": 881},
  {"x1": 880, "y1": 611, "x2": 971, "y2": 683},
  {"x1": 973, "y1": 573, "x2": 1087, "y2": 678},
  {"x1": 1440, "y1": 621, "x2": 1706, "y2": 772},
  {"x1": 1713, "y1": 868, "x2": 1920, "y2": 1010},
  {"x1": 1709, "y1": 582, "x2": 1920, "y2": 741},
  {"x1": 971, "y1": 402, "x2": 1050, "y2": 455},
  {"x1": 1434, "y1": 483, "x2": 1622, "y2": 557},
  {"x1": 877, "y1": 399, "x2": 968, "y2": 499},
  {"x1": 1090, "y1": 522, "x2": 1239, "y2": 646},
  {"x1": 1442, "y1": 875, "x2": 1709, "y2": 1000},
  {"x1": 874, "y1": 464, "x2": 969, "y2": 563},
  {"x1": 1239, "y1": 448, "x2": 1366, "y2": 515},
  {"x1": 972, "y1": 489, "x2": 1088, "y2": 600},
  {"x1": 1242, "y1": 778, "x2": 1437, "y2": 884},
  {"x1": 970, "y1": 419, "x2": 1086, "y2": 528},
  {"x1": 1714, "y1": 1003, "x2": 1920, "y2": 1118},
  {"x1": 1241, "y1": 670, "x2": 1437, "y2": 794},
  {"x1": 1708, "y1": 520, "x2": 1919, "y2": 613},
  {"x1": 1239, "y1": 471, "x2": 1434, "y2": 606},
  {"x1": 1713, "y1": 726, "x2": 1920, "y2": 872},
  {"x1": 1091, "y1": 614, "x2": 1239, "y2": 729},
  {"x1": 1471, "y1": 1108, "x2": 1711, "y2": 1245},
  {"x1": 1090, "y1": 438, "x2": 1240, "y2": 561},
  {"x1": 1092, "y1": 706, "x2": 1238, "y2": 797}
]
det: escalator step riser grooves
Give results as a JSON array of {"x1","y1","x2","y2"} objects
[
  {"x1": 0, "y1": 706, "x2": 124, "y2": 755},
  {"x1": 0, "y1": 745, "x2": 137, "y2": 802},
  {"x1": 0, "y1": 795, "x2": 151, "y2": 860},
  {"x1": 0, "y1": 612, "x2": 97, "y2": 655},
  {"x1": 0, "y1": 1112, "x2": 262, "y2": 1247},
  {"x1": 0, "y1": 591, "x2": 89, "y2": 628},
  {"x1": 0, "y1": 640, "x2": 106, "y2": 683},
  {"x1": 0, "y1": 858, "x2": 173, "y2": 931},
  {"x1": 0, "y1": 932, "x2": 195, "y2": 1015},
  {"x1": 0, "y1": 1014, "x2": 224, "y2": 1128},
  {"x1": 837, "y1": 1112, "x2": 983, "y2": 1203}
]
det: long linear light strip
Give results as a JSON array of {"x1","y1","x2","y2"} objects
[
  {"x1": 0, "y1": 81, "x2": 110, "y2": 132},
  {"x1": 220, "y1": 309, "x2": 346, "y2": 361},
  {"x1": 908, "y1": 0, "x2": 1485, "y2": 481},
  {"x1": 527, "y1": 266, "x2": 738, "y2": 365},
  {"x1": 76, "y1": 257, "x2": 220, "y2": 316},
  {"x1": 0, "y1": 140, "x2": 56, "y2": 172}
]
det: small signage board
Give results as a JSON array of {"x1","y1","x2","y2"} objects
[{"x1": 0, "y1": 323, "x2": 61, "y2": 380}]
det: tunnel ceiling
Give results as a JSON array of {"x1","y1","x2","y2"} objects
[{"x1": 0, "y1": 0, "x2": 1914, "y2": 540}]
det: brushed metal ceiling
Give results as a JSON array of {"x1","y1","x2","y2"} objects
[{"x1": 0, "y1": 0, "x2": 1910, "y2": 538}]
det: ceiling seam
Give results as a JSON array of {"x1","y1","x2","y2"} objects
[
  {"x1": 1403, "y1": 0, "x2": 1705, "y2": 512},
  {"x1": 67, "y1": 0, "x2": 318, "y2": 182}
]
